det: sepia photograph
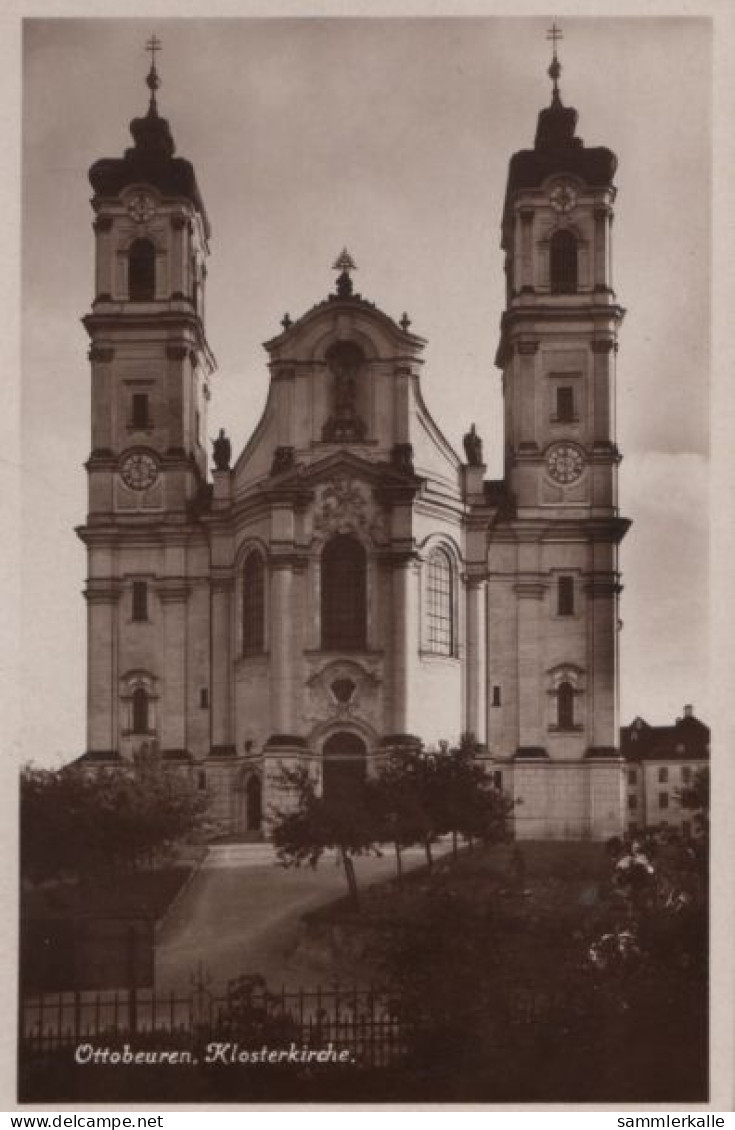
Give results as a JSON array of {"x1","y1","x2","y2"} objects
[{"x1": 17, "y1": 15, "x2": 712, "y2": 1106}]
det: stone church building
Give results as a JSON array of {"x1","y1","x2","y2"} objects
[{"x1": 78, "y1": 42, "x2": 629, "y2": 839}]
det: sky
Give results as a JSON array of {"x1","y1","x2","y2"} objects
[{"x1": 17, "y1": 16, "x2": 712, "y2": 766}]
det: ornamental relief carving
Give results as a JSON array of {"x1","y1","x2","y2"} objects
[
  {"x1": 301, "y1": 658, "x2": 382, "y2": 730},
  {"x1": 312, "y1": 476, "x2": 387, "y2": 544}
]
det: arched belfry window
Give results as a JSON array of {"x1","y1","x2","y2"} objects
[
  {"x1": 132, "y1": 687, "x2": 150, "y2": 734},
  {"x1": 550, "y1": 230, "x2": 578, "y2": 294},
  {"x1": 425, "y1": 548, "x2": 454, "y2": 655},
  {"x1": 321, "y1": 535, "x2": 367, "y2": 650},
  {"x1": 128, "y1": 238, "x2": 156, "y2": 301},
  {"x1": 242, "y1": 552, "x2": 265, "y2": 656},
  {"x1": 557, "y1": 680, "x2": 575, "y2": 730}
]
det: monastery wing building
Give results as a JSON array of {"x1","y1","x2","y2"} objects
[{"x1": 78, "y1": 39, "x2": 630, "y2": 840}]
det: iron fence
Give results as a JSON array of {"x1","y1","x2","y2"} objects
[{"x1": 21, "y1": 978, "x2": 406, "y2": 1069}]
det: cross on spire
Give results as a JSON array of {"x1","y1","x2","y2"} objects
[
  {"x1": 332, "y1": 249, "x2": 357, "y2": 298},
  {"x1": 332, "y1": 248, "x2": 357, "y2": 275},
  {"x1": 546, "y1": 20, "x2": 562, "y2": 53},
  {"x1": 546, "y1": 20, "x2": 563, "y2": 98},
  {"x1": 146, "y1": 34, "x2": 162, "y2": 67},
  {"x1": 145, "y1": 34, "x2": 162, "y2": 104}
]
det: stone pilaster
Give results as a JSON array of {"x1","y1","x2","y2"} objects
[
  {"x1": 391, "y1": 554, "x2": 420, "y2": 735},
  {"x1": 593, "y1": 205, "x2": 612, "y2": 291},
  {"x1": 170, "y1": 212, "x2": 188, "y2": 297},
  {"x1": 165, "y1": 344, "x2": 188, "y2": 451},
  {"x1": 92, "y1": 214, "x2": 113, "y2": 299},
  {"x1": 586, "y1": 572, "x2": 621, "y2": 752},
  {"x1": 269, "y1": 562, "x2": 295, "y2": 735},
  {"x1": 519, "y1": 208, "x2": 535, "y2": 290},
  {"x1": 465, "y1": 577, "x2": 487, "y2": 744},
  {"x1": 88, "y1": 346, "x2": 114, "y2": 456},
  {"x1": 517, "y1": 340, "x2": 539, "y2": 450},
  {"x1": 591, "y1": 338, "x2": 614, "y2": 448},
  {"x1": 84, "y1": 580, "x2": 120, "y2": 756},
  {"x1": 210, "y1": 575, "x2": 234, "y2": 756},
  {"x1": 157, "y1": 579, "x2": 189, "y2": 754},
  {"x1": 514, "y1": 570, "x2": 547, "y2": 755},
  {"x1": 393, "y1": 363, "x2": 413, "y2": 445}
]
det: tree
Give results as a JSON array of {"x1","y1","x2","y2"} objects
[
  {"x1": 20, "y1": 752, "x2": 208, "y2": 884},
  {"x1": 372, "y1": 738, "x2": 514, "y2": 875},
  {"x1": 370, "y1": 748, "x2": 435, "y2": 883},
  {"x1": 270, "y1": 764, "x2": 381, "y2": 908},
  {"x1": 438, "y1": 734, "x2": 514, "y2": 854}
]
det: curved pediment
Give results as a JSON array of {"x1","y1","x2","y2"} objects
[{"x1": 264, "y1": 290, "x2": 426, "y2": 365}]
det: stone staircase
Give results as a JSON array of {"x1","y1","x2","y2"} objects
[
  {"x1": 202, "y1": 838, "x2": 453, "y2": 869},
  {"x1": 203, "y1": 842, "x2": 277, "y2": 868}
]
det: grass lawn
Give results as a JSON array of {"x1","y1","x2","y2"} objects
[
  {"x1": 22, "y1": 861, "x2": 199, "y2": 922},
  {"x1": 293, "y1": 838, "x2": 707, "y2": 1102},
  {"x1": 296, "y1": 840, "x2": 610, "y2": 986}
]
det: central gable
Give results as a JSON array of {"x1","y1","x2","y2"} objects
[{"x1": 232, "y1": 269, "x2": 462, "y2": 499}]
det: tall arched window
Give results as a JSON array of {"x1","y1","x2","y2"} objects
[
  {"x1": 550, "y1": 230, "x2": 578, "y2": 294},
  {"x1": 426, "y1": 548, "x2": 454, "y2": 655},
  {"x1": 128, "y1": 238, "x2": 156, "y2": 300},
  {"x1": 242, "y1": 552, "x2": 265, "y2": 655},
  {"x1": 321, "y1": 535, "x2": 367, "y2": 650},
  {"x1": 557, "y1": 681, "x2": 575, "y2": 730},
  {"x1": 132, "y1": 687, "x2": 149, "y2": 734}
]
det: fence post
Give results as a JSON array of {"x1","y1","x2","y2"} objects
[
  {"x1": 127, "y1": 925, "x2": 138, "y2": 1037},
  {"x1": 73, "y1": 990, "x2": 82, "y2": 1047}
]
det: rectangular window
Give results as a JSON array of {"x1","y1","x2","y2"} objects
[
  {"x1": 200, "y1": 688, "x2": 209, "y2": 709},
  {"x1": 627, "y1": 768, "x2": 637, "y2": 785},
  {"x1": 492, "y1": 771, "x2": 503, "y2": 790},
  {"x1": 628, "y1": 795, "x2": 638, "y2": 810},
  {"x1": 659, "y1": 792, "x2": 669, "y2": 809},
  {"x1": 132, "y1": 581, "x2": 148, "y2": 622},
  {"x1": 492, "y1": 685, "x2": 501, "y2": 707},
  {"x1": 556, "y1": 386, "x2": 575, "y2": 422},
  {"x1": 557, "y1": 576, "x2": 574, "y2": 616},
  {"x1": 658, "y1": 767, "x2": 668, "y2": 783},
  {"x1": 682, "y1": 766, "x2": 692, "y2": 784},
  {"x1": 132, "y1": 393, "x2": 150, "y2": 429}
]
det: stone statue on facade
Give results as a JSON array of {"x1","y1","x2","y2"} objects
[
  {"x1": 463, "y1": 422, "x2": 484, "y2": 466},
  {"x1": 323, "y1": 356, "x2": 367, "y2": 443},
  {"x1": 212, "y1": 427, "x2": 231, "y2": 471}
]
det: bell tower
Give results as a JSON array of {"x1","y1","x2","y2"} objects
[
  {"x1": 489, "y1": 26, "x2": 629, "y2": 837},
  {"x1": 84, "y1": 38, "x2": 214, "y2": 505},
  {"x1": 79, "y1": 40, "x2": 215, "y2": 762}
]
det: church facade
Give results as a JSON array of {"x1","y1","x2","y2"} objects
[{"x1": 78, "y1": 43, "x2": 629, "y2": 840}]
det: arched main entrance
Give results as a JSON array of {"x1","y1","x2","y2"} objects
[
  {"x1": 246, "y1": 775, "x2": 262, "y2": 832},
  {"x1": 235, "y1": 772, "x2": 263, "y2": 838},
  {"x1": 322, "y1": 732, "x2": 367, "y2": 804}
]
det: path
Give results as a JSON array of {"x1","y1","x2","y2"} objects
[{"x1": 155, "y1": 843, "x2": 439, "y2": 991}]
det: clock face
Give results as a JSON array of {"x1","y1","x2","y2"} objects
[
  {"x1": 546, "y1": 443, "x2": 585, "y2": 485},
  {"x1": 120, "y1": 452, "x2": 158, "y2": 491},
  {"x1": 127, "y1": 191, "x2": 157, "y2": 224},
  {"x1": 549, "y1": 182, "x2": 578, "y2": 214}
]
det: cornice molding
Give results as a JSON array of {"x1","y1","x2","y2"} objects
[
  {"x1": 155, "y1": 579, "x2": 190, "y2": 602},
  {"x1": 88, "y1": 345, "x2": 115, "y2": 362},
  {"x1": 166, "y1": 344, "x2": 189, "y2": 361}
]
